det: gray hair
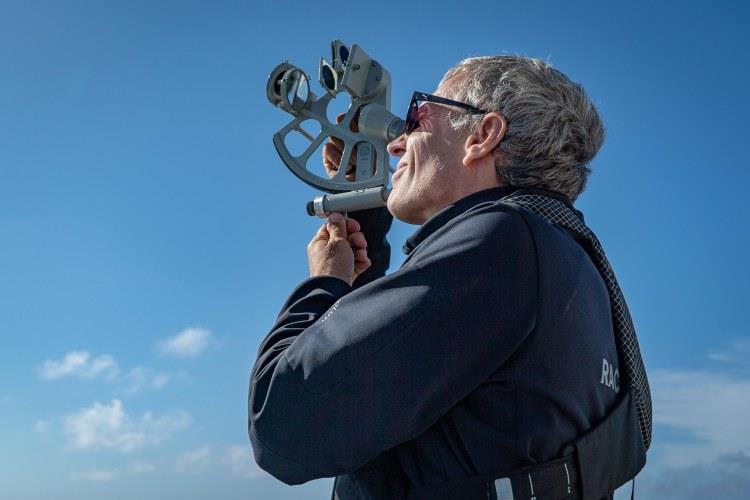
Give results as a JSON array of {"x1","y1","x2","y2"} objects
[{"x1": 439, "y1": 56, "x2": 604, "y2": 201}]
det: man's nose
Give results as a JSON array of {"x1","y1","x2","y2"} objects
[{"x1": 387, "y1": 134, "x2": 406, "y2": 157}]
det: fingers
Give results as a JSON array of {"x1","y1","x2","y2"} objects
[
  {"x1": 322, "y1": 141, "x2": 345, "y2": 167},
  {"x1": 346, "y1": 217, "x2": 361, "y2": 234},
  {"x1": 320, "y1": 214, "x2": 363, "y2": 246},
  {"x1": 310, "y1": 222, "x2": 330, "y2": 243},
  {"x1": 325, "y1": 213, "x2": 366, "y2": 252},
  {"x1": 322, "y1": 142, "x2": 342, "y2": 175},
  {"x1": 326, "y1": 212, "x2": 348, "y2": 241},
  {"x1": 348, "y1": 216, "x2": 369, "y2": 278},
  {"x1": 348, "y1": 231, "x2": 367, "y2": 250},
  {"x1": 321, "y1": 113, "x2": 359, "y2": 180},
  {"x1": 322, "y1": 138, "x2": 356, "y2": 179},
  {"x1": 354, "y1": 248, "x2": 370, "y2": 267},
  {"x1": 353, "y1": 246, "x2": 369, "y2": 265},
  {"x1": 338, "y1": 111, "x2": 360, "y2": 133},
  {"x1": 353, "y1": 247, "x2": 371, "y2": 278},
  {"x1": 310, "y1": 212, "x2": 370, "y2": 284}
]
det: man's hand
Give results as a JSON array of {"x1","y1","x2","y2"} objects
[
  {"x1": 307, "y1": 212, "x2": 370, "y2": 286},
  {"x1": 322, "y1": 113, "x2": 358, "y2": 181}
]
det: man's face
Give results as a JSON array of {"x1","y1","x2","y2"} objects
[{"x1": 386, "y1": 81, "x2": 467, "y2": 224}]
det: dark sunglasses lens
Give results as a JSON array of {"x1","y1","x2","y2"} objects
[{"x1": 405, "y1": 100, "x2": 419, "y2": 134}]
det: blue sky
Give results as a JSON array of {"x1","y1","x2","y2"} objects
[{"x1": 1, "y1": 1, "x2": 748, "y2": 499}]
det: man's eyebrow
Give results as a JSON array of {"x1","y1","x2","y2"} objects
[
  {"x1": 417, "y1": 102, "x2": 434, "y2": 118},
  {"x1": 421, "y1": 101, "x2": 451, "y2": 115}
]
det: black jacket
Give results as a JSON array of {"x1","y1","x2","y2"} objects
[{"x1": 248, "y1": 187, "x2": 620, "y2": 499}]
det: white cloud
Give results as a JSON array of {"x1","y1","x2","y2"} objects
[
  {"x1": 173, "y1": 445, "x2": 265, "y2": 478},
  {"x1": 615, "y1": 340, "x2": 750, "y2": 500},
  {"x1": 649, "y1": 338, "x2": 750, "y2": 469},
  {"x1": 651, "y1": 368, "x2": 750, "y2": 467},
  {"x1": 222, "y1": 445, "x2": 265, "y2": 479},
  {"x1": 40, "y1": 351, "x2": 119, "y2": 380},
  {"x1": 71, "y1": 462, "x2": 156, "y2": 482},
  {"x1": 72, "y1": 469, "x2": 118, "y2": 482},
  {"x1": 624, "y1": 452, "x2": 750, "y2": 500},
  {"x1": 158, "y1": 327, "x2": 213, "y2": 358},
  {"x1": 123, "y1": 367, "x2": 170, "y2": 395},
  {"x1": 128, "y1": 461, "x2": 156, "y2": 475},
  {"x1": 40, "y1": 351, "x2": 169, "y2": 393},
  {"x1": 708, "y1": 339, "x2": 750, "y2": 367},
  {"x1": 64, "y1": 399, "x2": 190, "y2": 452},
  {"x1": 175, "y1": 446, "x2": 213, "y2": 473},
  {"x1": 34, "y1": 420, "x2": 49, "y2": 433}
]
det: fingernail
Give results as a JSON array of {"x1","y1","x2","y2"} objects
[{"x1": 329, "y1": 213, "x2": 342, "y2": 223}]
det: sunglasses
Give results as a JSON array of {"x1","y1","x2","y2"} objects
[{"x1": 405, "y1": 91, "x2": 488, "y2": 135}]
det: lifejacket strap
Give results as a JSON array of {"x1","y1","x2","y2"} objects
[
  {"x1": 406, "y1": 392, "x2": 644, "y2": 500},
  {"x1": 406, "y1": 454, "x2": 580, "y2": 500}
]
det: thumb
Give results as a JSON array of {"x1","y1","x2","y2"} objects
[
  {"x1": 326, "y1": 212, "x2": 348, "y2": 240},
  {"x1": 311, "y1": 222, "x2": 330, "y2": 243}
]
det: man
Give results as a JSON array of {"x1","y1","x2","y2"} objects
[{"x1": 249, "y1": 56, "x2": 646, "y2": 499}]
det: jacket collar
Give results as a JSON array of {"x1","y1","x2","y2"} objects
[{"x1": 402, "y1": 186, "x2": 574, "y2": 255}]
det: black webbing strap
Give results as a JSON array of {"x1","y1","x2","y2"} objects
[
  {"x1": 498, "y1": 192, "x2": 652, "y2": 452},
  {"x1": 406, "y1": 454, "x2": 580, "y2": 500},
  {"x1": 406, "y1": 392, "x2": 643, "y2": 500}
]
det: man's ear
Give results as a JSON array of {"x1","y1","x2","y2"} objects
[{"x1": 462, "y1": 112, "x2": 507, "y2": 168}]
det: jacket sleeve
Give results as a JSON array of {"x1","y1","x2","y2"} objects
[{"x1": 248, "y1": 206, "x2": 537, "y2": 484}]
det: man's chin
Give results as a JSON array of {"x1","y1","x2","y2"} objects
[{"x1": 386, "y1": 194, "x2": 423, "y2": 225}]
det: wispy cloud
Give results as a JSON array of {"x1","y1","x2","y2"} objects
[
  {"x1": 708, "y1": 339, "x2": 750, "y2": 370},
  {"x1": 71, "y1": 461, "x2": 156, "y2": 482},
  {"x1": 158, "y1": 327, "x2": 213, "y2": 358},
  {"x1": 175, "y1": 446, "x2": 213, "y2": 473},
  {"x1": 129, "y1": 461, "x2": 157, "y2": 475},
  {"x1": 39, "y1": 351, "x2": 170, "y2": 393},
  {"x1": 172, "y1": 444, "x2": 266, "y2": 479},
  {"x1": 122, "y1": 367, "x2": 170, "y2": 395},
  {"x1": 40, "y1": 351, "x2": 119, "y2": 380},
  {"x1": 632, "y1": 452, "x2": 750, "y2": 500},
  {"x1": 33, "y1": 419, "x2": 49, "y2": 433},
  {"x1": 625, "y1": 339, "x2": 750, "y2": 499},
  {"x1": 71, "y1": 469, "x2": 118, "y2": 482},
  {"x1": 651, "y1": 338, "x2": 750, "y2": 468},
  {"x1": 652, "y1": 369, "x2": 750, "y2": 467},
  {"x1": 64, "y1": 399, "x2": 190, "y2": 452},
  {"x1": 222, "y1": 445, "x2": 265, "y2": 479}
]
